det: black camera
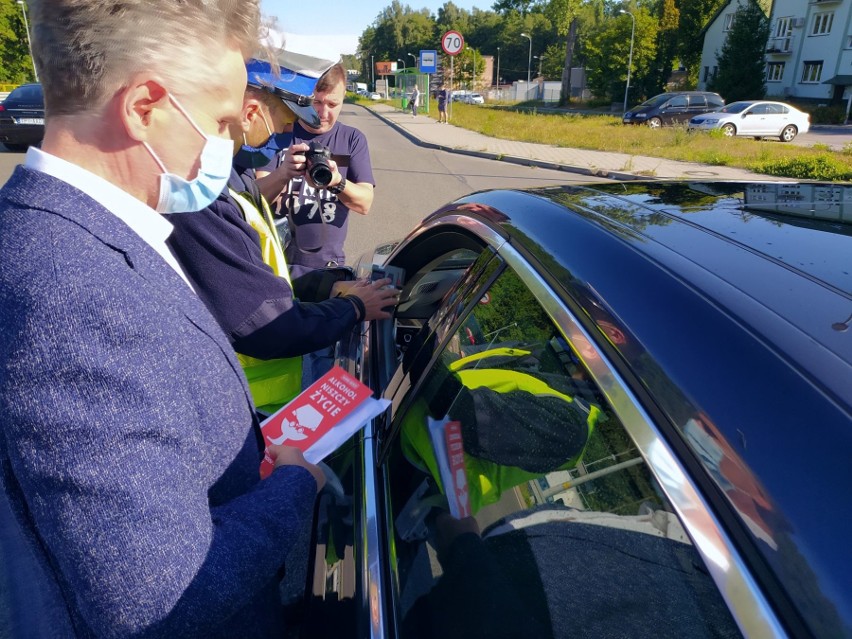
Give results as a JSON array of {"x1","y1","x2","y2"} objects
[{"x1": 305, "y1": 141, "x2": 333, "y2": 187}]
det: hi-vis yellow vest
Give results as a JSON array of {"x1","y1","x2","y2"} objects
[
  {"x1": 229, "y1": 188, "x2": 302, "y2": 414},
  {"x1": 401, "y1": 349, "x2": 599, "y2": 515}
]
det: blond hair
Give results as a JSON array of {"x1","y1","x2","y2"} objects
[{"x1": 29, "y1": 0, "x2": 261, "y2": 116}]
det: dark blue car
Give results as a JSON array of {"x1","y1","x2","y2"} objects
[
  {"x1": 0, "y1": 83, "x2": 44, "y2": 152},
  {"x1": 296, "y1": 181, "x2": 852, "y2": 639}
]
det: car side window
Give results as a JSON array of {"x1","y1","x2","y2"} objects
[
  {"x1": 708, "y1": 95, "x2": 724, "y2": 108},
  {"x1": 385, "y1": 265, "x2": 742, "y2": 639},
  {"x1": 689, "y1": 95, "x2": 707, "y2": 108},
  {"x1": 668, "y1": 96, "x2": 688, "y2": 108}
]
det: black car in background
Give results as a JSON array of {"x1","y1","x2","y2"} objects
[
  {"x1": 299, "y1": 181, "x2": 852, "y2": 639},
  {"x1": 623, "y1": 91, "x2": 724, "y2": 128},
  {"x1": 0, "y1": 83, "x2": 44, "y2": 152}
]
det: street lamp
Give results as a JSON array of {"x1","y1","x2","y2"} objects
[
  {"x1": 17, "y1": 0, "x2": 38, "y2": 82},
  {"x1": 496, "y1": 47, "x2": 500, "y2": 89},
  {"x1": 520, "y1": 32, "x2": 532, "y2": 84},
  {"x1": 466, "y1": 45, "x2": 478, "y2": 91},
  {"x1": 534, "y1": 54, "x2": 546, "y2": 78},
  {"x1": 620, "y1": 9, "x2": 635, "y2": 114},
  {"x1": 407, "y1": 52, "x2": 417, "y2": 70}
]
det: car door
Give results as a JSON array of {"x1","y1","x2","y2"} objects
[
  {"x1": 741, "y1": 104, "x2": 771, "y2": 135},
  {"x1": 661, "y1": 94, "x2": 688, "y2": 124},
  {"x1": 369, "y1": 244, "x2": 765, "y2": 639},
  {"x1": 687, "y1": 93, "x2": 707, "y2": 118}
]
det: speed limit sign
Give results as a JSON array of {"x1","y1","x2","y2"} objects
[{"x1": 442, "y1": 30, "x2": 464, "y2": 56}]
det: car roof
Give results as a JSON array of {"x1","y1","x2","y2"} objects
[{"x1": 429, "y1": 181, "x2": 852, "y2": 636}]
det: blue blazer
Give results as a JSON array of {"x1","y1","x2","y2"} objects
[{"x1": 0, "y1": 167, "x2": 317, "y2": 638}]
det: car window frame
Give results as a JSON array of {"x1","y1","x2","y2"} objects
[{"x1": 368, "y1": 214, "x2": 789, "y2": 639}]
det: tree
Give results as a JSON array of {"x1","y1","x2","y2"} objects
[
  {"x1": 0, "y1": 0, "x2": 36, "y2": 84},
  {"x1": 584, "y1": 8, "x2": 658, "y2": 105},
  {"x1": 708, "y1": 1, "x2": 769, "y2": 102},
  {"x1": 644, "y1": 0, "x2": 680, "y2": 96},
  {"x1": 543, "y1": 0, "x2": 581, "y2": 105},
  {"x1": 676, "y1": 0, "x2": 727, "y2": 87}
]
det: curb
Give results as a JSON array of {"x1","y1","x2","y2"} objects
[{"x1": 361, "y1": 105, "x2": 649, "y2": 182}]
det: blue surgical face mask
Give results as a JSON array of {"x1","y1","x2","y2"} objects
[
  {"x1": 143, "y1": 94, "x2": 233, "y2": 213},
  {"x1": 233, "y1": 113, "x2": 293, "y2": 170}
]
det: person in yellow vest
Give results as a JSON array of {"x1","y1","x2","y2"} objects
[
  {"x1": 401, "y1": 346, "x2": 600, "y2": 515},
  {"x1": 167, "y1": 61, "x2": 398, "y2": 414}
]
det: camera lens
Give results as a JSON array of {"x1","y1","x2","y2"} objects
[{"x1": 308, "y1": 163, "x2": 333, "y2": 187}]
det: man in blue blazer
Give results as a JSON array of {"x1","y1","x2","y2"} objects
[{"x1": 0, "y1": 1, "x2": 323, "y2": 637}]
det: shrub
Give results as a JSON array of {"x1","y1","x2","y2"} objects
[
  {"x1": 753, "y1": 154, "x2": 852, "y2": 181},
  {"x1": 809, "y1": 105, "x2": 847, "y2": 125}
]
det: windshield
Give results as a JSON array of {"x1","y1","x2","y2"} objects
[{"x1": 718, "y1": 102, "x2": 751, "y2": 114}]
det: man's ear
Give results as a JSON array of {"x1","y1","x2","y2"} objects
[
  {"x1": 121, "y1": 78, "x2": 169, "y2": 142},
  {"x1": 242, "y1": 99, "x2": 262, "y2": 131}
]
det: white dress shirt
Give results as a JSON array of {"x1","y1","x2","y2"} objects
[{"x1": 24, "y1": 147, "x2": 193, "y2": 289}]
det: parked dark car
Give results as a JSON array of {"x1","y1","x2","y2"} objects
[
  {"x1": 0, "y1": 83, "x2": 44, "y2": 152},
  {"x1": 299, "y1": 181, "x2": 852, "y2": 639},
  {"x1": 623, "y1": 91, "x2": 724, "y2": 127}
]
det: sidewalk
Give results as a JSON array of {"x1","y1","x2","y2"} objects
[{"x1": 365, "y1": 103, "x2": 780, "y2": 181}]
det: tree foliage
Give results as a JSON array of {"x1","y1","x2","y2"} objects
[
  {"x1": 353, "y1": 0, "x2": 742, "y2": 103},
  {"x1": 708, "y1": 1, "x2": 769, "y2": 102},
  {"x1": 0, "y1": 0, "x2": 36, "y2": 84},
  {"x1": 584, "y1": 7, "x2": 658, "y2": 105}
]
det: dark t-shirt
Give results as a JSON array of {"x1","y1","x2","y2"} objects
[
  {"x1": 437, "y1": 89, "x2": 448, "y2": 109},
  {"x1": 283, "y1": 121, "x2": 374, "y2": 276}
]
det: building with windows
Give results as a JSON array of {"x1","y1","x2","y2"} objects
[
  {"x1": 700, "y1": 0, "x2": 852, "y2": 114},
  {"x1": 764, "y1": 0, "x2": 852, "y2": 108}
]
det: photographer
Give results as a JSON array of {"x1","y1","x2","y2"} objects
[{"x1": 255, "y1": 62, "x2": 376, "y2": 384}]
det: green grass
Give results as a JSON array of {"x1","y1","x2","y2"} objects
[{"x1": 406, "y1": 102, "x2": 852, "y2": 181}]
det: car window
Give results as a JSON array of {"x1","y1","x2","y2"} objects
[
  {"x1": 689, "y1": 95, "x2": 707, "y2": 108},
  {"x1": 768, "y1": 104, "x2": 787, "y2": 114},
  {"x1": 9, "y1": 85, "x2": 41, "y2": 102},
  {"x1": 384, "y1": 263, "x2": 742, "y2": 639},
  {"x1": 707, "y1": 95, "x2": 724, "y2": 108},
  {"x1": 668, "y1": 96, "x2": 687, "y2": 108},
  {"x1": 750, "y1": 104, "x2": 771, "y2": 115}
]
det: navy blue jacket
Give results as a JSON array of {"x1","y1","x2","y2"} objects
[
  {"x1": 0, "y1": 167, "x2": 316, "y2": 638},
  {"x1": 166, "y1": 171, "x2": 358, "y2": 360}
]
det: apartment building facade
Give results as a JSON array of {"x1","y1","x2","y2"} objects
[{"x1": 765, "y1": 0, "x2": 852, "y2": 105}]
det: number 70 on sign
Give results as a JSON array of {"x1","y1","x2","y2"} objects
[{"x1": 441, "y1": 30, "x2": 464, "y2": 56}]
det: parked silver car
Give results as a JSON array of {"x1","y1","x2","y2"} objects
[{"x1": 688, "y1": 100, "x2": 811, "y2": 141}]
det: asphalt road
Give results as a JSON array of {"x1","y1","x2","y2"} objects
[{"x1": 337, "y1": 104, "x2": 610, "y2": 263}]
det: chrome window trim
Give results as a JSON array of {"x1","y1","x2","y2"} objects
[
  {"x1": 400, "y1": 213, "x2": 507, "y2": 254},
  {"x1": 494, "y1": 240, "x2": 788, "y2": 639},
  {"x1": 355, "y1": 323, "x2": 388, "y2": 639}
]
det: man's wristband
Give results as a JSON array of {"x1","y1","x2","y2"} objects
[{"x1": 329, "y1": 176, "x2": 347, "y2": 195}]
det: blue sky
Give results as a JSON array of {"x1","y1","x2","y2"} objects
[{"x1": 261, "y1": 0, "x2": 489, "y2": 56}]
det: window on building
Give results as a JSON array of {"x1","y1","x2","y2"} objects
[
  {"x1": 703, "y1": 66, "x2": 710, "y2": 83},
  {"x1": 801, "y1": 61, "x2": 823, "y2": 83},
  {"x1": 774, "y1": 16, "x2": 793, "y2": 38},
  {"x1": 724, "y1": 13, "x2": 735, "y2": 31},
  {"x1": 767, "y1": 62, "x2": 785, "y2": 82},
  {"x1": 811, "y1": 12, "x2": 834, "y2": 36}
]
